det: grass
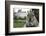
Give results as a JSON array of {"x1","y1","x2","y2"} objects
[{"x1": 13, "y1": 19, "x2": 26, "y2": 28}]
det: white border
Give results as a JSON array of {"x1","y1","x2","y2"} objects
[{"x1": 9, "y1": 5, "x2": 43, "y2": 33}]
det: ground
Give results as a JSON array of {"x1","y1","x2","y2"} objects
[{"x1": 13, "y1": 19, "x2": 26, "y2": 28}]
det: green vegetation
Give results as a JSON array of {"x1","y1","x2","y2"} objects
[
  {"x1": 13, "y1": 17, "x2": 26, "y2": 28},
  {"x1": 13, "y1": 20, "x2": 26, "y2": 28},
  {"x1": 14, "y1": 16, "x2": 26, "y2": 20}
]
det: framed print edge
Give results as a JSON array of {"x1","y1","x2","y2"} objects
[{"x1": 5, "y1": 1, "x2": 45, "y2": 35}]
